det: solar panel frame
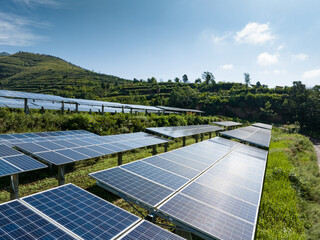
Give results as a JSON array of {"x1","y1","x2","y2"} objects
[{"x1": 212, "y1": 121, "x2": 243, "y2": 127}]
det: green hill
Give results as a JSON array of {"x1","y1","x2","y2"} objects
[{"x1": 0, "y1": 52, "x2": 130, "y2": 98}]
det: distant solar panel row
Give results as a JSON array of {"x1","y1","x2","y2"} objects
[
  {"x1": 212, "y1": 121, "x2": 242, "y2": 127},
  {"x1": 0, "y1": 184, "x2": 182, "y2": 240},
  {"x1": 16, "y1": 132, "x2": 169, "y2": 165},
  {"x1": 91, "y1": 137, "x2": 268, "y2": 240},
  {"x1": 220, "y1": 126, "x2": 272, "y2": 148},
  {"x1": 252, "y1": 122, "x2": 273, "y2": 130},
  {"x1": 0, "y1": 130, "x2": 96, "y2": 147},
  {"x1": 146, "y1": 124, "x2": 223, "y2": 138},
  {"x1": 0, "y1": 144, "x2": 47, "y2": 177}
]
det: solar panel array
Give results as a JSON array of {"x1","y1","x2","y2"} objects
[
  {"x1": 0, "y1": 130, "x2": 95, "y2": 147},
  {"x1": 212, "y1": 121, "x2": 242, "y2": 127},
  {"x1": 0, "y1": 184, "x2": 182, "y2": 240},
  {"x1": 15, "y1": 132, "x2": 168, "y2": 166},
  {"x1": 252, "y1": 122, "x2": 273, "y2": 130},
  {"x1": 220, "y1": 126, "x2": 272, "y2": 148},
  {"x1": 91, "y1": 137, "x2": 268, "y2": 240},
  {"x1": 0, "y1": 144, "x2": 47, "y2": 177},
  {"x1": 0, "y1": 89, "x2": 203, "y2": 114},
  {"x1": 146, "y1": 124, "x2": 223, "y2": 138}
]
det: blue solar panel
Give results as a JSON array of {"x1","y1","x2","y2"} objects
[
  {"x1": 3, "y1": 155, "x2": 46, "y2": 171},
  {"x1": 73, "y1": 147, "x2": 102, "y2": 158},
  {"x1": 15, "y1": 143, "x2": 48, "y2": 153},
  {"x1": 0, "y1": 160, "x2": 21, "y2": 176},
  {"x1": 56, "y1": 149, "x2": 89, "y2": 161},
  {"x1": 121, "y1": 220, "x2": 184, "y2": 240},
  {"x1": 121, "y1": 161, "x2": 189, "y2": 190},
  {"x1": 0, "y1": 200, "x2": 75, "y2": 240},
  {"x1": 160, "y1": 152, "x2": 208, "y2": 171},
  {"x1": 159, "y1": 194, "x2": 254, "y2": 240},
  {"x1": 36, "y1": 151, "x2": 74, "y2": 165},
  {"x1": 90, "y1": 168, "x2": 173, "y2": 207},
  {"x1": 0, "y1": 145, "x2": 21, "y2": 157},
  {"x1": 142, "y1": 156, "x2": 200, "y2": 179},
  {"x1": 23, "y1": 184, "x2": 140, "y2": 240},
  {"x1": 181, "y1": 182, "x2": 257, "y2": 223},
  {"x1": 35, "y1": 141, "x2": 65, "y2": 150}
]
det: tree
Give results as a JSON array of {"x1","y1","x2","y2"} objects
[
  {"x1": 133, "y1": 78, "x2": 139, "y2": 83},
  {"x1": 244, "y1": 73, "x2": 251, "y2": 87},
  {"x1": 174, "y1": 77, "x2": 180, "y2": 83},
  {"x1": 147, "y1": 77, "x2": 157, "y2": 84},
  {"x1": 168, "y1": 79, "x2": 172, "y2": 83},
  {"x1": 202, "y1": 72, "x2": 215, "y2": 85},
  {"x1": 256, "y1": 81, "x2": 261, "y2": 87},
  {"x1": 182, "y1": 74, "x2": 188, "y2": 83},
  {"x1": 195, "y1": 78, "x2": 202, "y2": 84},
  {"x1": 260, "y1": 101, "x2": 277, "y2": 121}
]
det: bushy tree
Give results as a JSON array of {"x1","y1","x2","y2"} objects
[
  {"x1": 182, "y1": 74, "x2": 188, "y2": 83},
  {"x1": 202, "y1": 72, "x2": 215, "y2": 85}
]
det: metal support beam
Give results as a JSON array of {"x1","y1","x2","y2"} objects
[
  {"x1": 75, "y1": 103, "x2": 79, "y2": 113},
  {"x1": 10, "y1": 174, "x2": 19, "y2": 200},
  {"x1": 102, "y1": 105, "x2": 104, "y2": 115},
  {"x1": 164, "y1": 142, "x2": 169, "y2": 152},
  {"x1": 145, "y1": 213, "x2": 157, "y2": 223},
  {"x1": 195, "y1": 135, "x2": 199, "y2": 143},
  {"x1": 122, "y1": 106, "x2": 124, "y2": 113},
  {"x1": 130, "y1": 108, "x2": 133, "y2": 115},
  {"x1": 152, "y1": 145, "x2": 157, "y2": 155},
  {"x1": 57, "y1": 165, "x2": 65, "y2": 186},
  {"x1": 182, "y1": 137, "x2": 186, "y2": 147},
  {"x1": 145, "y1": 109, "x2": 148, "y2": 115},
  {"x1": 201, "y1": 133, "x2": 204, "y2": 141},
  {"x1": 175, "y1": 229, "x2": 193, "y2": 240},
  {"x1": 24, "y1": 98, "x2": 28, "y2": 114},
  {"x1": 118, "y1": 152, "x2": 123, "y2": 166},
  {"x1": 209, "y1": 132, "x2": 212, "y2": 138}
]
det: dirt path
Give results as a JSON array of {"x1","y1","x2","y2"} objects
[{"x1": 311, "y1": 138, "x2": 320, "y2": 169}]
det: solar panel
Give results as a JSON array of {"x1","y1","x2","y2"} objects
[
  {"x1": 146, "y1": 125, "x2": 223, "y2": 138},
  {"x1": 0, "y1": 144, "x2": 47, "y2": 177},
  {"x1": 220, "y1": 126, "x2": 271, "y2": 148},
  {"x1": 212, "y1": 121, "x2": 242, "y2": 127},
  {"x1": 91, "y1": 137, "x2": 269, "y2": 240},
  {"x1": 0, "y1": 200, "x2": 76, "y2": 240},
  {"x1": 120, "y1": 220, "x2": 184, "y2": 240},
  {"x1": 252, "y1": 122, "x2": 272, "y2": 130},
  {"x1": 23, "y1": 184, "x2": 140, "y2": 240},
  {"x1": 156, "y1": 106, "x2": 204, "y2": 113}
]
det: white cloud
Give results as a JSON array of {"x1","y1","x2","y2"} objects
[
  {"x1": 234, "y1": 22, "x2": 275, "y2": 45},
  {"x1": 211, "y1": 33, "x2": 229, "y2": 43},
  {"x1": 221, "y1": 64, "x2": 233, "y2": 70},
  {"x1": 12, "y1": 0, "x2": 60, "y2": 7},
  {"x1": 292, "y1": 53, "x2": 308, "y2": 61},
  {"x1": 302, "y1": 68, "x2": 320, "y2": 79},
  {"x1": 273, "y1": 69, "x2": 287, "y2": 75},
  {"x1": 277, "y1": 45, "x2": 284, "y2": 50},
  {"x1": 257, "y1": 52, "x2": 279, "y2": 66},
  {"x1": 0, "y1": 12, "x2": 46, "y2": 46}
]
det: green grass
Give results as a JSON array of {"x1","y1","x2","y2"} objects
[{"x1": 257, "y1": 129, "x2": 320, "y2": 239}]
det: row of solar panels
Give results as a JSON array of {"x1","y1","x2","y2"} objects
[
  {"x1": 90, "y1": 136, "x2": 269, "y2": 240},
  {"x1": 0, "y1": 184, "x2": 183, "y2": 240},
  {"x1": 0, "y1": 132, "x2": 170, "y2": 178},
  {"x1": 0, "y1": 89, "x2": 203, "y2": 113}
]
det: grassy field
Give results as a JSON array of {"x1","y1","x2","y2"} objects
[{"x1": 1, "y1": 128, "x2": 319, "y2": 239}]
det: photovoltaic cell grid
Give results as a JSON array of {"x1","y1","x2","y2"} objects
[
  {"x1": 90, "y1": 137, "x2": 239, "y2": 208},
  {"x1": 252, "y1": 122, "x2": 273, "y2": 130},
  {"x1": 0, "y1": 184, "x2": 182, "y2": 240},
  {"x1": 146, "y1": 124, "x2": 223, "y2": 138},
  {"x1": 91, "y1": 137, "x2": 268, "y2": 240},
  {"x1": 15, "y1": 132, "x2": 169, "y2": 166},
  {"x1": 212, "y1": 121, "x2": 242, "y2": 127},
  {"x1": 0, "y1": 130, "x2": 96, "y2": 147},
  {"x1": 220, "y1": 125, "x2": 272, "y2": 148},
  {"x1": 0, "y1": 144, "x2": 47, "y2": 177},
  {"x1": 158, "y1": 140, "x2": 268, "y2": 240}
]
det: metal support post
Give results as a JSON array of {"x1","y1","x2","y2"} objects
[
  {"x1": 195, "y1": 135, "x2": 198, "y2": 143},
  {"x1": 75, "y1": 103, "x2": 79, "y2": 113},
  {"x1": 58, "y1": 165, "x2": 65, "y2": 186},
  {"x1": 152, "y1": 145, "x2": 157, "y2": 155},
  {"x1": 10, "y1": 174, "x2": 19, "y2": 200},
  {"x1": 118, "y1": 152, "x2": 123, "y2": 166},
  {"x1": 209, "y1": 132, "x2": 212, "y2": 138},
  {"x1": 24, "y1": 98, "x2": 28, "y2": 114},
  {"x1": 182, "y1": 137, "x2": 186, "y2": 147},
  {"x1": 130, "y1": 108, "x2": 133, "y2": 114},
  {"x1": 61, "y1": 101, "x2": 65, "y2": 114},
  {"x1": 164, "y1": 142, "x2": 169, "y2": 152},
  {"x1": 102, "y1": 105, "x2": 104, "y2": 115},
  {"x1": 201, "y1": 133, "x2": 204, "y2": 141},
  {"x1": 122, "y1": 106, "x2": 124, "y2": 113},
  {"x1": 145, "y1": 110, "x2": 148, "y2": 115},
  {"x1": 175, "y1": 229, "x2": 193, "y2": 240},
  {"x1": 145, "y1": 213, "x2": 156, "y2": 223}
]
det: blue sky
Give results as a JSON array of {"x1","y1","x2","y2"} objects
[{"x1": 1, "y1": 0, "x2": 320, "y2": 87}]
